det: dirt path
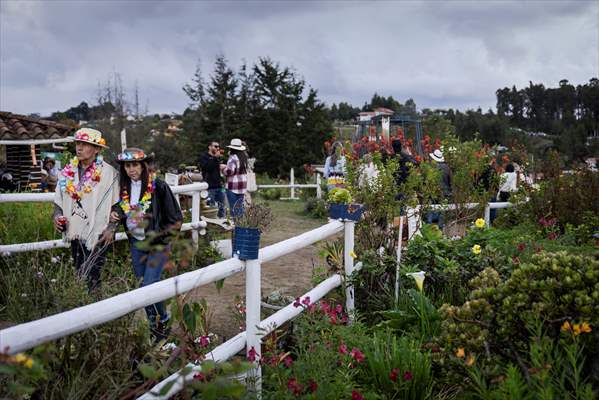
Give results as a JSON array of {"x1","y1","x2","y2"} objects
[{"x1": 188, "y1": 201, "x2": 328, "y2": 342}]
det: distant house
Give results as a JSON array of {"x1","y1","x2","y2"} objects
[
  {"x1": 357, "y1": 107, "x2": 394, "y2": 122},
  {"x1": 0, "y1": 111, "x2": 75, "y2": 191},
  {"x1": 165, "y1": 120, "x2": 183, "y2": 137}
]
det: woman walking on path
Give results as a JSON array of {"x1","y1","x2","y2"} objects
[
  {"x1": 220, "y1": 138, "x2": 248, "y2": 218},
  {"x1": 498, "y1": 163, "x2": 518, "y2": 202},
  {"x1": 111, "y1": 148, "x2": 182, "y2": 343},
  {"x1": 324, "y1": 141, "x2": 347, "y2": 191}
]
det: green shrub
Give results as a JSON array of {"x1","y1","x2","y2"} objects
[{"x1": 303, "y1": 198, "x2": 328, "y2": 219}]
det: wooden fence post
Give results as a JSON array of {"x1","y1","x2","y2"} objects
[
  {"x1": 245, "y1": 258, "x2": 262, "y2": 394},
  {"x1": 344, "y1": 221, "x2": 355, "y2": 322}
]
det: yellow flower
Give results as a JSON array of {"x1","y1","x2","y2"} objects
[
  {"x1": 84, "y1": 185, "x2": 92, "y2": 193},
  {"x1": 71, "y1": 157, "x2": 79, "y2": 167},
  {"x1": 350, "y1": 250, "x2": 357, "y2": 259},
  {"x1": 455, "y1": 348, "x2": 465, "y2": 358},
  {"x1": 561, "y1": 321, "x2": 572, "y2": 332},
  {"x1": 406, "y1": 271, "x2": 426, "y2": 292},
  {"x1": 12, "y1": 353, "x2": 33, "y2": 368},
  {"x1": 466, "y1": 354, "x2": 475, "y2": 366},
  {"x1": 581, "y1": 322, "x2": 592, "y2": 333},
  {"x1": 475, "y1": 218, "x2": 485, "y2": 228},
  {"x1": 472, "y1": 244, "x2": 482, "y2": 255},
  {"x1": 572, "y1": 324, "x2": 581, "y2": 336}
]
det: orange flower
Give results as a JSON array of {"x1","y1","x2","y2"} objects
[
  {"x1": 455, "y1": 348, "x2": 465, "y2": 358},
  {"x1": 466, "y1": 355, "x2": 475, "y2": 366},
  {"x1": 99, "y1": 138, "x2": 106, "y2": 145},
  {"x1": 581, "y1": 322, "x2": 592, "y2": 333},
  {"x1": 573, "y1": 324, "x2": 581, "y2": 336},
  {"x1": 561, "y1": 321, "x2": 571, "y2": 332}
]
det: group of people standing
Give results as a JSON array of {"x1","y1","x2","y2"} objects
[
  {"x1": 52, "y1": 131, "x2": 253, "y2": 343},
  {"x1": 199, "y1": 138, "x2": 253, "y2": 219},
  {"x1": 53, "y1": 128, "x2": 181, "y2": 342}
]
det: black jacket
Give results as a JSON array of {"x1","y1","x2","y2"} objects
[
  {"x1": 113, "y1": 178, "x2": 183, "y2": 245},
  {"x1": 199, "y1": 153, "x2": 222, "y2": 189}
]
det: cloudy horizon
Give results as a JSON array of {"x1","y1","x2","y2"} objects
[{"x1": 1, "y1": 0, "x2": 598, "y2": 117}]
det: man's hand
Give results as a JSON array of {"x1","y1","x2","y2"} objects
[
  {"x1": 100, "y1": 228, "x2": 115, "y2": 245},
  {"x1": 110, "y1": 211, "x2": 121, "y2": 223},
  {"x1": 53, "y1": 216, "x2": 66, "y2": 233}
]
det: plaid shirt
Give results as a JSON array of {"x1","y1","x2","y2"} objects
[{"x1": 223, "y1": 154, "x2": 247, "y2": 194}]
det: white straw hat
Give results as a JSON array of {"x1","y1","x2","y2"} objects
[
  {"x1": 429, "y1": 149, "x2": 445, "y2": 162},
  {"x1": 227, "y1": 138, "x2": 246, "y2": 151}
]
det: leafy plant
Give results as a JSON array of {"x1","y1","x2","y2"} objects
[{"x1": 327, "y1": 187, "x2": 352, "y2": 204}]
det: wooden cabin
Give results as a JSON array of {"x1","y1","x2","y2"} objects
[{"x1": 0, "y1": 112, "x2": 75, "y2": 191}]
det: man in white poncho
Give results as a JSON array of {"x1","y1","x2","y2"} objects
[{"x1": 53, "y1": 128, "x2": 119, "y2": 291}]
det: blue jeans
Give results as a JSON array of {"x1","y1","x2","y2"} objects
[
  {"x1": 426, "y1": 211, "x2": 445, "y2": 229},
  {"x1": 226, "y1": 190, "x2": 245, "y2": 218},
  {"x1": 208, "y1": 188, "x2": 225, "y2": 218},
  {"x1": 129, "y1": 238, "x2": 169, "y2": 326}
]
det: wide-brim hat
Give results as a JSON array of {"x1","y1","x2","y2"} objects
[
  {"x1": 116, "y1": 147, "x2": 155, "y2": 162},
  {"x1": 429, "y1": 149, "x2": 445, "y2": 162},
  {"x1": 73, "y1": 128, "x2": 108, "y2": 148},
  {"x1": 227, "y1": 138, "x2": 246, "y2": 151}
]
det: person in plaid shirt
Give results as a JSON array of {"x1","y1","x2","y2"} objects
[{"x1": 220, "y1": 138, "x2": 248, "y2": 217}]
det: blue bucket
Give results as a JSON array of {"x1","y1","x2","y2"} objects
[
  {"x1": 328, "y1": 203, "x2": 365, "y2": 222},
  {"x1": 232, "y1": 227, "x2": 261, "y2": 260}
]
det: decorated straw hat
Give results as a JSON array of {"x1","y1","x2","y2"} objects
[
  {"x1": 73, "y1": 128, "x2": 108, "y2": 148},
  {"x1": 227, "y1": 138, "x2": 246, "y2": 151},
  {"x1": 116, "y1": 147, "x2": 155, "y2": 162}
]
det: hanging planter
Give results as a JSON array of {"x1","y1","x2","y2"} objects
[
  {"x1": 328, "y1": 203, "x2": 365, "y2": 222},
  {"x1": 232, "y1": 226, "x2": 261, "y2": 260},
  {"x1": 230, "y1": 204, "x2": 273, "y2": 260}
]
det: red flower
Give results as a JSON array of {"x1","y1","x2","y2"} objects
[
  {"x1": 293, "y1": 297, "x2": 301, "y2": 308},
  {"x1": 389, "y1": 368, "x2": 399, "y2": 382},
  {"x1": 284, "y1": 356, "x2": 293, "y2": 368},
  {"x1": 301, "y1": 296, "x2": 311, "y2": 306},
  {"x1": 308, "y1": 380, "x2": 318, "y2": 393},
  {"x1": 548, "y1": 232, "x2": 558, "y2": 241},
  {"x1": 351, "y1": 390, "x2": 364, "y2": 400},
  {"x1": 403, "y1": 370, "x2": 413, "y2": 381},
  {"x1": 198, "y1": 335, "x2": 210, "y2": 347},
  {"x1": 247, "y1": 346, "x2": 257, "y2": 362},
  {"x1": 338, "y1": 342, "x2": 348, "y2": 354},
  {"x1": 350, "y1": 348, "x2": 365, "y2": 363},
  {"x1": 321, "y1": 301, "x2": 330, "y2": 313},
  {"x1": 287, "y1": 377, "x2": 303, "y2": 396},
  {"x1": 517, "y1": 242, "x2": 526, "y2": 252},
  {"x1": 193, "y1": 372, "x2": 208, "y2": 382}
]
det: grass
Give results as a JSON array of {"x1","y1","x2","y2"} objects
[{"x1": 0, "y1": 202, "x2": 56, "y2": 244}]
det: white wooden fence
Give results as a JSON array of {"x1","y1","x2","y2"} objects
[
  {"x1": 0, "y1": 218, "x2": 356, "y2": 399},
  {"x1": 257, "y1": 168, "x2": 322, "y2": 200}
]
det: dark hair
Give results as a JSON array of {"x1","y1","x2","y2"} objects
[
  {"x1": 330, "y1": 142, "x2": 343, "y2": 167},
  {"x1": 505, "y1": 163, "x2": 515, "y2": 173},
  {"x1": 119, "y1": 161, "x2": 150, "y2": 197},
  {"x1": 230, "y1": 149, "x2": 248, "y2": 174},
  {"x1": 392, "y1": 139, "x2": 402, "y2": 154}
]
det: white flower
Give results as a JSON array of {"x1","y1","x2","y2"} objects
[
  {"x1": 50, "y1": 279, "x2": 57, "y2": 283},
  {"x1": 161, "y1": 342, "x2": 177, "y2": 351},
  {"x1": 21, "y1": 293, "x2": 28, "y2": 298},
  {"x1": 36, "y1": 271, "x2": 44, "y2": 278},
  {"x1": 406, "y1": 271, "x2": 426, "y2": 292},
  {"x1": 51, "y1": 256, "x2": 60, "y2": 264},
  {"x1": 2, "y1": 251, "x2": 11, "y2": 257}
]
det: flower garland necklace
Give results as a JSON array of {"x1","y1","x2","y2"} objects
[
  {"x1": 119, "y1": 174, "x2": 156, "y2": 218},
  {"x1": 58, "y1": 156, "x2": 103, "y2": 201}
]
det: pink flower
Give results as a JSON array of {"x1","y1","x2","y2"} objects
[
  {"x1": 284, "y1": 356, "x2": 293, "y2": 368},
  {"x1": 293, "y1": 297, "x2": 301, "y2": 308},
  {"x1": 350, "y1": 348, "x2": 365, "y2": 363},
  {"x1": 389, "y1": 368, "x2": 399, "y2": 382},
  {"x1": 247, "y1": 346, "x2": 257, "y2": 362},
  {"x1": 403, "y1": 370, "x2": 413, "y2": 381},
  {"x1": 287, "y1": 377, "x2": 303, "y2": 396},
  {"x1": 351, "y1": 390, "x2": 364, "y2": 400},
  {"x1": 321, "y1": 301, "x2": 331, "y2": 313},
  {"x1": 193, "y1": 372, "x2": 208, "y2": 382},
  {"x1": 199, "y1": 335, "x2": 210, "y2": 347},
  {"x1": 548, "y1": 232, "x2": 558, "y2": 240},
  {"x1": 301, "y1": 296, "x2": 311, "y2": 306},
  {"x1": 308, "y1": 380, "x2": 318, "y2": 393},
  {"x1": 517, "y1": 242, "x2": 526, "y2": 252},
  {"x1": 338, "y1": 342, "x2": 348, "y2": 355}
]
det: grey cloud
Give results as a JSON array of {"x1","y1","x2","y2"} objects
[{"x1": 1, "y1": 0, "x2": 597, "y2": 116}]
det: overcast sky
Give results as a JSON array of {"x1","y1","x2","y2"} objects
[{"x1": 1, "y1": 0, "x2": 598, "y2": 117}]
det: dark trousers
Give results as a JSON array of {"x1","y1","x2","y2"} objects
[
  {"x1": 71, "y1": 239, "x2": 108, "y2": 291},
  {"x1": 207, "y1": 188, "x2": 225, "y2": 218},
  {"x1": 129, "y1": 238, "x2": 169, "y2": 327}
]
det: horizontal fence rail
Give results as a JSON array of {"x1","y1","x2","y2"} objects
[
  {"x1": 0, "y1": 182, "x2": 209, "y2": 254},
  {"x1": 256, "y1": 167, "x2": 322, "y2": 200},
  {"x1": 0, "y1": 220, "x2": 344, "y2": 354}
]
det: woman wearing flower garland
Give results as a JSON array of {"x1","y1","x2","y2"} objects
[
  {"x1": 53, "y1": 128, "x2": 119, "y2": 291},
  {"x1": 110, "y1": 148, "x2": 182, "y2": 342}
]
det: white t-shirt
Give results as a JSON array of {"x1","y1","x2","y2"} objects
[
  {"x1": 499, "y1": 172, "x2": 517, "y2": 193},
  {"x1": 126, "y1": 180, "x2": 146, "y2": 240}
]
